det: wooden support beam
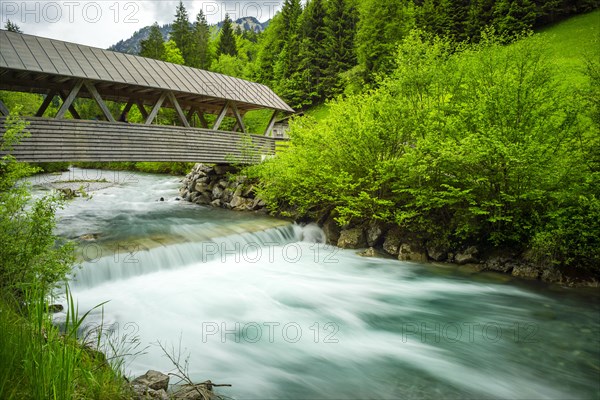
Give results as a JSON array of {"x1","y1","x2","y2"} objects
[
  {"x1": 197, "y1": 109, "x2": 209, "y2": 129},
  {"x1": 230, "y1": 102, "x2": 246, "y2": 133},
  {"x1": 264, "y1": 110, "x2": 278, "y2": 137},
  {"x1": 213, "y1": 101, "x2": 229, "y2": 131},
  {"x1": 186, "y1": 107, "x2": 197, "y2": 127},
  {"x1": 0, "y1": 99, "x2": 10, "y2": 116},
  {"x1": 35, "y1": 91, "x2": 56, "y2": 117},
  {"x1": 84, "y1": 81, "x2": 115, "y2": 122},
  {"x1": 167, "y1": 92, "x2": 190, "y2": 128},
  {"x1": 56, "y1": 80, "x2": 83, "y2": 119},
  {"x1": 119, "y1": 100, "x2": 134, "y2": 121},
  {"x1": 136, "y1": 100, "x2": 149, "y2": 119},
  {"x1": 145, "y1": 92, "x2": 167, "y2": 125}
]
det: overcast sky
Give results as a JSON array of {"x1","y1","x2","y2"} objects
[{"x1": 0, "y1": 1, "x2": 285, "y2": 49}]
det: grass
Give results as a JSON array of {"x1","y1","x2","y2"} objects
[
  {"x1": 0, "y1": 287, "x2": 133, "y2": 400},
  {"x1": 537, "y1": 9, "x2": 600, "y2": 87}
]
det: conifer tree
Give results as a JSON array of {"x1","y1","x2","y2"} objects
[
  {"x1": 188, "y1": 10, "x2": 211, "y2": 69},
  {"x1": 170, "y1": 1, "x2": 192, "y2": 63},
  {"x1": 294, "y1": 0, "x2": 329, "y2": 106},
  {"x1": 218, "y1": 14, "x2": 238, "y2": 57},
  {"x1": 323, "y1": 0, "x2": 358, "y2": 98},
  {"x1": 140, "y1": 22, "x2": 165, "y2": 60},
  {"x1": 356, "y1": 0, "x2": 416, "y2": 83},
  {"x1": 5, "y1": 20, "x2": 22, "y2": 33}
]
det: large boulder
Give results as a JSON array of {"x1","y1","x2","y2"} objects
[
  {"x1": 337, "y1": 228, "x2": 367, "y2": 249},
  {"x1": 483, "y1": 257, "x2": 516, "y2": 274},
  {"x1": 382, "y1": 227, "x2": 403, "y2": 255},
  {"x1": 426, "y1": 242, "x2": 448, "y2": 262},
  {"x1": 321, "y1": 216, "x2": 341, "y2": 246},
  {"x1": 541, "y1": 267, "x2": 563, "y2": 283},
  {"x1": 131, "y1": 370, "x2": 169, "y2": 391},
  {"x1": 512, "y1": 263, "x2": 541, "y2": 279},
  {"x1": 455, "y1": 246, "x2": 479, "y2": 265},
  {"x1": 398, "y1": 243, "x2": 428, "y2": 262},
  {"x1": 366, "y1": 222, "x2": 385, "y2": 247},
  {"x1": 172, "y1": 383, "x2": 215, "y2": 400}
]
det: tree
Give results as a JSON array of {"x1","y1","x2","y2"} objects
[
  {"x1": 323, "y1": 0, "x2": 359, "y2": 98},
  {"x1": 218, "y1": 14, "x2": 238, "y2": 57},
  {"x1": 355, "y1": 0, "x2": 416, "y2": 83},
  {"x1": 493, "y1": 0, "x2": 537, "y2": 38},
  {"x1": 188, "y1": 10, "x2": 212, "y2": 69},
  {"x1": 163, "y1": 40, "x2": 185, "y2": 65},
  {"x1": 170, "y1": 1, "x2": 192, "y2": 63},
  {"x1": 295, "y1": 0, "x2": 329, "y2": 107},
  {"x1": 4, "y1": 19, "x2": 22, "y2": 33},
  {"x1": 139, "y1": 22, "x2": 165, "y2": 60}
]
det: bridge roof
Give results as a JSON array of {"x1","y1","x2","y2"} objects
[{"x1": 0, "y1": 30, "x2": 294, "y2": 113}]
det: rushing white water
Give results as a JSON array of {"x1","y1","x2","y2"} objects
[{"x1": 34, "y1": 169, "x2": 600, "y2": 400}]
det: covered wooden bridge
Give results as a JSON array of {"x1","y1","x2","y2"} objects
[{"x1": 0, "y1": 29, "x2": 294, "y2": 163}]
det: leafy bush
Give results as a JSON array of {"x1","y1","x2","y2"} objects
[
  {"x1": 249, "y1": 30, "x2": 599, "y2": 271},
  {"x1": 0, "y1": 111, "x2": 74, "y2": 297}
]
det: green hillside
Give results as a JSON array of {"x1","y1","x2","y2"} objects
[{"x1": 538, "y1": 9, "x2": 600, "y2": 86}]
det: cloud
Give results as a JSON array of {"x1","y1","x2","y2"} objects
[{"x1": 0, "y1": 1, "x2": 284, "y2": 49}]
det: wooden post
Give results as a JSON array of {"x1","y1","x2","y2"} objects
[
  {"x1": 56, "y1": 80, "x2": 83, "y2": 119},
  {"x1": 213, "y1": 101, "x2": 229, "y2": 131},
  {"x1": 145, "y1": 92, "x2": 167, "y2": 125},
  {"x1": 230, "y1": 102, "x2": 246, "y2": 133},
  {"x1": 0, "y1": 99, "x2": 9, "y2": 116},
  {"x1": 136, "y1": 99, "x2": 149, "y2": 119},
  {"x1": 35, "y1": 91, "x2": 56, "y2": 117},
  {"x1": 167, "y1": 92, "x2": 190, "y2": 128},
  {"x1": 264, "y1": 110, "x2": 278, "y2": 137},
  {"x1": 84, "y1": 81, "x2": 115, "y2": 122}
]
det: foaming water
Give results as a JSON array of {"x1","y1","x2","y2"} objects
[{"x1": 44, "y1": 169, "x2": 600, "y2": 400}]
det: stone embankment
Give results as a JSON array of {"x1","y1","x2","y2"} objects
[
  {"x1": 322, "y1": 216, "x2": 581, "y2": 285},
  {"x1": 180, "y1": 164, "x2": 595, "y2": 286},
  {"x1": 180, "y1": 164, "x2": 266, "y2": 212}
]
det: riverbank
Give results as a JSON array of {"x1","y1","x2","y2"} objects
[{"x1": 181, "y1": 163, "x2": 600, "y2": 287}]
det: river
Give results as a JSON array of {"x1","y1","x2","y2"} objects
[{"x1": 32, "y1": 168, "x2": 600, "y2": 400}]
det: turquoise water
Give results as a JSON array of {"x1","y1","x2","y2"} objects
[{"x1": 36, "y1": 169, "x2": 600, "y2": 400}]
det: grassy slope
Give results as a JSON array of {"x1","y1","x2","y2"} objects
[
  {"x1": 537, "y1": 9, "x2": 600, "y2": 87},
  {"x1": 303, "y1": 10, "x2": 600, "y2": 121}
]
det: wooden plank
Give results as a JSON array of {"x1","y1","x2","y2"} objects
[
  {"x1": 35, "y1": 91, "x2": 56, "y2": 117},
  {"x1": 167, "y1": 92, "x2": 190, "y2": 128},
  {"x1": 264, "y1": 110, "x2": 278, "y2": 137},
  {"x1": 84, "y1": 81, "x2": 115, "y2": 122},
  {"x1": 0, "y1": 99, "x2": 9, "y2": 116},
  {"x1": 56, "y1": 80, "x2": 83, "y2": 119},
  {"x1": 145, "y1": 92, "x2": 167, "y2": 125},
  {"x1": 213, "y1": 101, "x2": 229, "y2": 130}
]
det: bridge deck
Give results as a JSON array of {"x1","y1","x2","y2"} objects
[{"x1": 0, "y1": 117, "x2": 282, "y2": 164}]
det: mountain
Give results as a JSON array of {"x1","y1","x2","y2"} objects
[
  {"x1": 109, "y1": 24, "x2": 171, "y2": 54},
  {"x1": 108, "y1": 17, "x2": 269, "y2": 54},
  {"x1": 217, "y1": 16, "x2": 269, "y2": 33}
]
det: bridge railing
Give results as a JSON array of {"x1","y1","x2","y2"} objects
[{"x1": 0, "y1": 117, "x2": 285, "y2": 164}]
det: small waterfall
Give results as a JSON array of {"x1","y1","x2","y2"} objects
[{"x1": 72, "y1": 223, "x2": 326, "y2": 289}]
